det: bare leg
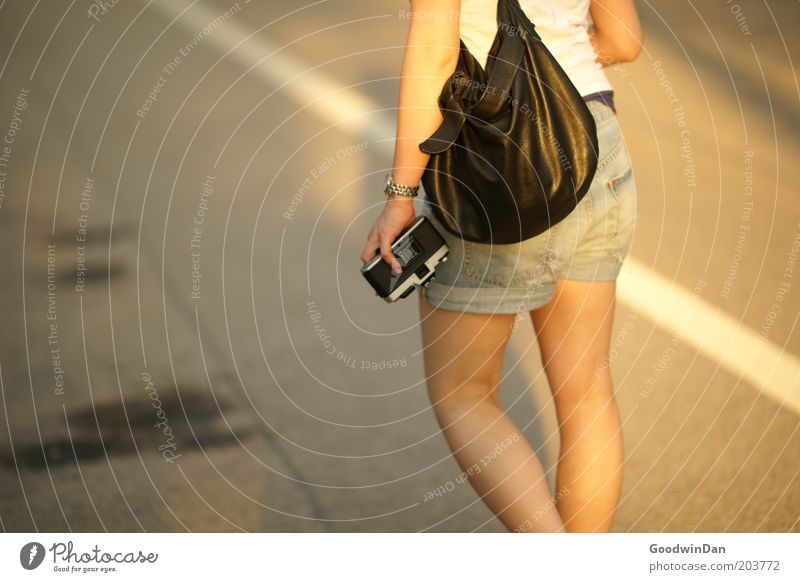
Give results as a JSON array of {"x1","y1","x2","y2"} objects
[
  {"x1": 530, "y1": 278, "x2": 624, "y2": 532},
  {"x1": 418, "y1": 290, "x2": 565, "y2": 532}
]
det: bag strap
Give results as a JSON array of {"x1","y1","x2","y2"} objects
[{"x1": 419, "y1": 79, "x2": 467, "y2": 155}]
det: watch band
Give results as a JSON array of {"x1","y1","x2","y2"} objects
[{"x1": 384, "y1": 174, "x2": 419, "y2": 198}]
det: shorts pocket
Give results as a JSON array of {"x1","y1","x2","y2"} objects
[{"x1": 607, "y1": 161, "x2": 638, "y2": 243}]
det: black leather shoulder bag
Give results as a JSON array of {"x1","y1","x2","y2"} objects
[{"x1": 419, "y1": 0, "x2": 599, "y2": 244}]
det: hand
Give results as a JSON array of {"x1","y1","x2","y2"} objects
[{"x1": 360, "y1": 197, "x2": 416, "y2": 275}]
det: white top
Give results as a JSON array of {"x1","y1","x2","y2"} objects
[{"x1": 459, "y1": 0, "x2": 613, "y2": 97}]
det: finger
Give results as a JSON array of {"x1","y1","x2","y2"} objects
[
  {"x1": 360, "y1": 233, "x2": 380, "y2": 263},
  {"x1": 360, "y1": 243, "x2": 379, "y2": 264},
  {"x1": 380, "y1": 235, "x2": 402, "y2": 275}
]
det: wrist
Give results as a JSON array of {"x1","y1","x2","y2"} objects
[{"x1": 386, "y1": 193, "x2": 415, "y2": 204}]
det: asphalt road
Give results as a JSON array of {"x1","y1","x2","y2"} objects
[{"x1": 0, "y1": 0, "x2": 798, "y2": 532}]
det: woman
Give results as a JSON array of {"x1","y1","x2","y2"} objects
[{"x1": 360, "y1": 0, "x2": 642, "y2": 532}]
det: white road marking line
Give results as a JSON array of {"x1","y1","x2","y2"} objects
[
  {"x1": 153, "y1": 0, "x2": 800, "y2": 416},
  {"x1": 617, "y1": 260, "x2": 800, "y2": 415}
]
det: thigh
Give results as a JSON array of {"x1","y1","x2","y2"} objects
[
  {"x1": 529, "y1": 278, "x2": 616, "y2": 402},
  {"x1": 418, "y1": 289, "x2": 516, "y2": 406}
]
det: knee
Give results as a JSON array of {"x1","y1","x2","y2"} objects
[
  {"x1": 427, "y1": 376, "x2": 502, "y2": 412},
  {"x1": 551, "y1": 364, "x2": 615, "y2": 410}
]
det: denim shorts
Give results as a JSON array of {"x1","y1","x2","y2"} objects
[{"x1": 420, "y1": 99, "x2": 638, "y2": 314}]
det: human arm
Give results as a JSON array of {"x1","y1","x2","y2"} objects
[
  {"x1": 587, "y1": 0, "x2": 643, "y2": 65},
  {"x1": 359, "y1": 0, "x2": 461, "y2": 275}
]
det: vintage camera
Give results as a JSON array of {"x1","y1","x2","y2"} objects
[{"x1": 361, "y1": 215, "x2": 449, "y2": 302}]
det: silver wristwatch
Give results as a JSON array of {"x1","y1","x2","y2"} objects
[{"x1": 384, "y1": 174, "x2": 420, "y2": 198}]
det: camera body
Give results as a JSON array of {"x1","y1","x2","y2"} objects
[{"x1": 361, "y1": 215, "x2": 449, "y2": 302}]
